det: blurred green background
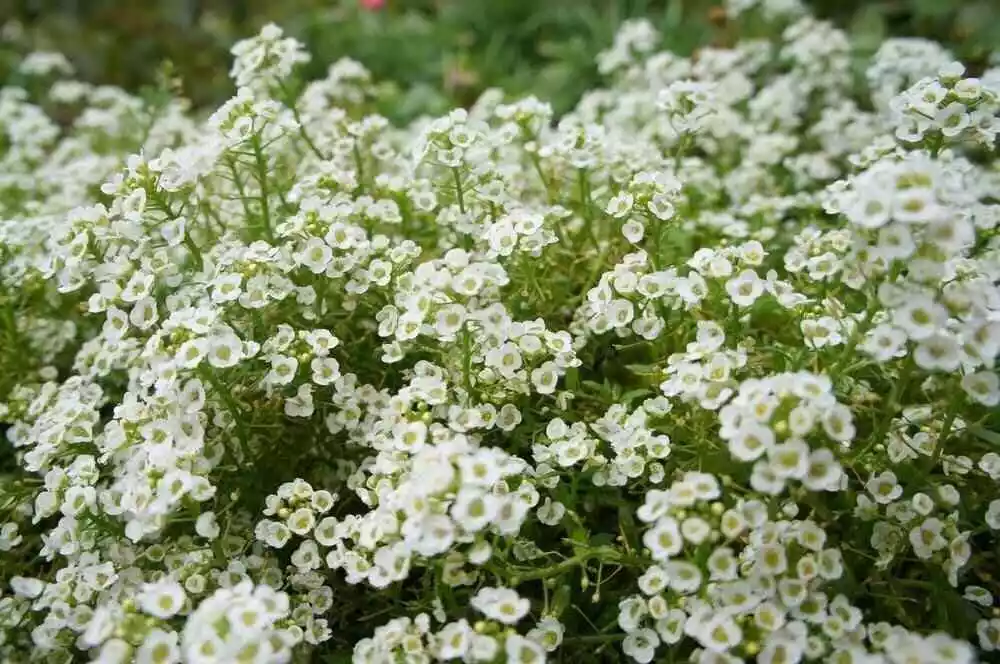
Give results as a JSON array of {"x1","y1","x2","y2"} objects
[{"x1": 1, "y1": 0, "x2": 998, "y2": 121}]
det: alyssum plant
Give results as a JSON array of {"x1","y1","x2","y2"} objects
[{"x1": 1, "y1": 2, "x2": 1000, "y2": 662}]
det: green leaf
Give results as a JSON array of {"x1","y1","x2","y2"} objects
[
  {"x1": 970, "y1": 425, "x2": 1000, "y2": 448},
  {"x1": 549, "y1": 584, "x2": 572, "y2": 617},
  {"x1": 589, "y1": 533, "x2": 616, "y2": 547},
  {"x1": 849, "y1": 4, "x2": 887, "y2": 54},
  {"x1": 565, "y1": 367, "x2": 580, "y2": 391},
  {"x1": 621, "y1": 388, "x2": 651, "y2": 405},
  {"x1": 913, "y1": 0, "x2": 954, "y2": 19}
]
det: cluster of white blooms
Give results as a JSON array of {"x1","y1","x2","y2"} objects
[
  {"x1": 867, "y1": 38, "x2": 957, "y2": 111},
  {"x1": 823, "y1": 149, "x2": 1000, "y2": 376},
  {"x1": 658, "y1": 322, "x2": 751, "y2": 409},
  {"x1": 575, "y1": 242, "x2": 805, "y2": 346},
  {"x1": 230, "y1": 22, "x2": 311, "y2": 93},
  {"x1": 888, "y1": 63, "x2": 1000, "y2": 146},
  {"x1": 628, "y1": 472, "x2": 976, "y2": 664},
  {"x1": 530, "y1": 397, "x2": 676, "y2": 488},
  {"x1": 2, "y1": 8, "x2": 1000, "y2": 664},
  {"x1": 178, "y1": 581, "x2": 295, "y2": 662},
  {"x1": 352, "y1": 588, "x2": 556, "y2": 663},
  {"x1": 717, "y1": 372, "x2": 852, "y2": 494}
]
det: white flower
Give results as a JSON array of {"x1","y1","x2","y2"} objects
[
  {"x1": 979, "y1": 453, "x2": 1000, "y2": 480},
  {"x1": 663, "y1": 561, "x2": 702, "y2": 594},
  {"x1": 768, "y1": 440, "x2": 810, "y2": 479},
  {"x1": 136, "y1": 629, "x2": 180, "y2": 664},
  {"x1": 451, "y1": 489, "x2": 498, "y2": 532},
  {"x1": 138, "y1": 580, "x2": 186, "y2": 619},
  {"x1": 471, "y1": 587, "x2": 530, "y2": 625},
  {"x1": 286, "y1": 507, "x2": 316, "y2": 535},
  {"x1": 643, "y1": 517, "x2": 683, "y2": 561},
  {"x1": 616, "y1": 596, "x2": 647, "y2": 632},
  {"x1": 622, "y1": 628, "x2": 660, "y2": 663},
  {"x1": 757, "y1": 544, "x2": 789, "y2": 576},
  {"x1": 536, "y1": 498, "x2": 565, "y2": 526},
  {"x1": 285, "y1": 384, "x2": 315, "y2": 417},
  {"x1": 497, "y1": 404, "x2": 524, "y2": 431},
  {"x1": 893, "y1": 296, "x2": 946, "y2": 341},
  {"x1": 866, "y1": 471, "x2": 902, "y2": 504},
  {"x1": 208, "y1": 334, "x2": 244, "y2": 368},
  {"x1": 648, "y1": 194, "x2": 675, "y2": 220},
  {"x1": 758, "y1": 638, "x2": 803, "y2": 664},
  {"x1": 312, "y1": 490, "x2": 336, "y2": 512},
  {"x1": 311, "y1": 357, "x2": 341, "y2": 385},
  {"x1": 437, "y1": 620, "x2": 473, "y2": 659},
  {"x1": 489, "y1": 342, "x2": 523, "y2": 378},
  {"x1": 298, "y1": 237, "x2": 333, "y2": 273},
  {"x1": 978, "y1": 618, "x2": 1000, "y2": 651},
  {"x1": 821, "y1": 403, "x2": 855, "y2": 443},
  {"x1": 488, "y1": 220, "x2": 518, "y2": 256},
  {"x1": 961, "y1": 371, "x2": 1000, "y2": 406},
  {"x1": 527, "y1": 616, "x2": 564, "y2": 652},
  {"x1": 435, "y1": 304, "x2": 467, "y2": 338},
  {"x1": 695, "y1": 613, "x2": 742, "y2": 653},
  {"x1": 505, "y1": 634, "x2": 547, "y2": 664},
  {"x1": 728, "y1": 423, "x2": 774, "y2": 462},
  {"x1": 861, "y1": 324, "x2": 907, "y2": 361},
  {"x1": 963, "y1": 585, "x2": 992, "y2": 607},
  {"x1": 393, "y1": 420, "x2": 428, "y2": 453},
  {"x1": 196, "y1": 512, "x2": 220, "y2": 539},
  {"x1": 909, "y1": 517, "x2": 948, "y2": 559},
  {"x1": 176, "y1": 338, "x2": 208, "y2": 369},
  {"x1": 914, "y1": 333, "x2": 961, "y2": 372},
  {"x1": 211, "y1": 273, "x2": 243, "y2": 303},
  {"x1": 10, "y1": 576, "x2": 44, "y2": 598},
  {"x1": 622, "y1": 219, "x2": 645, "y2": 243},
  {"x1": 936, "y1": 102, "x2": 970, "y2": 137},
  {"x1": 986, "y1": 500, "x2": 1000, "y2": 530},
  {"x1": 680, "y1": 516, "x2": 711, "y2": 545},
  {"x1": 606, "y1": 192, "x2": 634, "y2": 218},
  {"x1": 267, "y1": 355, "x2": 299, "y2": 385},
  {"x1": 655, "y1": 609, "x2": 686, "y2": 645},
  {"x1": 530, "y1": 362, "x2": 560, "y2": 394},
  {"x1": 129, "y1": 298, "x2": 158, "y2": 330},
  {"x1": 291, "y1": 539, "x2": 322, "y2": 571},
  {"x1": 725, "y1": 270, "x2": 763, "y2": 307},
  {"x1": 911, "y1": 493, "x2": 934, "y2": 516}
]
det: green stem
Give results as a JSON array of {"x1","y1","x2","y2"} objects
[
  {"x1": 499, "y1": 547, "x2": 647, "y2": 583},
  {"x1": 577, "y1": 168, "x2": 598, "y2": 249},
  {"x1": 225, "y1": 156, "x2": 256, "y2": 240},
  {"x1": 530, "y1": 152, "x2": 554, "y2": 203},
  {"x1": 461, "y1": 324, "x2": 474, "y2": 405},
  {"x1": 353, "y1": 141, "x2": 367, "y2": 192},
  {"x1": 250, "y1": 136, "x2": 275, "y2": 243},
  {"x1": 183, "y1": 235, "x2": 204, "y2": 272},
  {"x1": 199, "y1": 367, "x2": 252, "y2": 459},
  {"x1": 831, "y1": 294, "x2": 877, "y2": 377},
  {"x1": 277, "y1": 80, "x2": 326, "y2": 161},
  {"x1": 453, "y1": 167, "x2": 466, "y2": 215},
  {"x1": 856, "y1": 357, "x2": 912, "y2": 460},
  {"x1": 645, "y1": 211, "x2": 662, "y2": 271},
  {"x1": 929, "y1": 395, "x2": 960, "y2": 468},
  {"x1": 563, "y1": 634, "x2": 626, "y2": 645}
]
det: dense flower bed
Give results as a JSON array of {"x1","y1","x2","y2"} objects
[{"x1": 1, "y1": 3, "x2": 1000, "y2": 663}]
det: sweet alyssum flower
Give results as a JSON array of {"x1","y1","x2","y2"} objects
[{"x1": 1, "y1": 8, "x2": 999, "y2": 664}]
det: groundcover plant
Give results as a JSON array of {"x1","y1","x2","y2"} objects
[{"x1": 2, "y1": 2, "x2": 1000, "y2": 663}]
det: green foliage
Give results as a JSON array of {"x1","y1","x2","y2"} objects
[{"x1": 2, "y1": 0, "x2": 996, "y2": 122}]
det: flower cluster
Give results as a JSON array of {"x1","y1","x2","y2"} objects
[
  {"x1": 1, "y1": 9, "x2": 1000, "y2": 664},
  {"x1": 353, "y1": 587, "x2": 556, "y2": 663}
]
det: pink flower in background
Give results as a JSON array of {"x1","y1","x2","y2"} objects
[{"x1": 360, "y1": 0, "x2": 385, "y2": 10}]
